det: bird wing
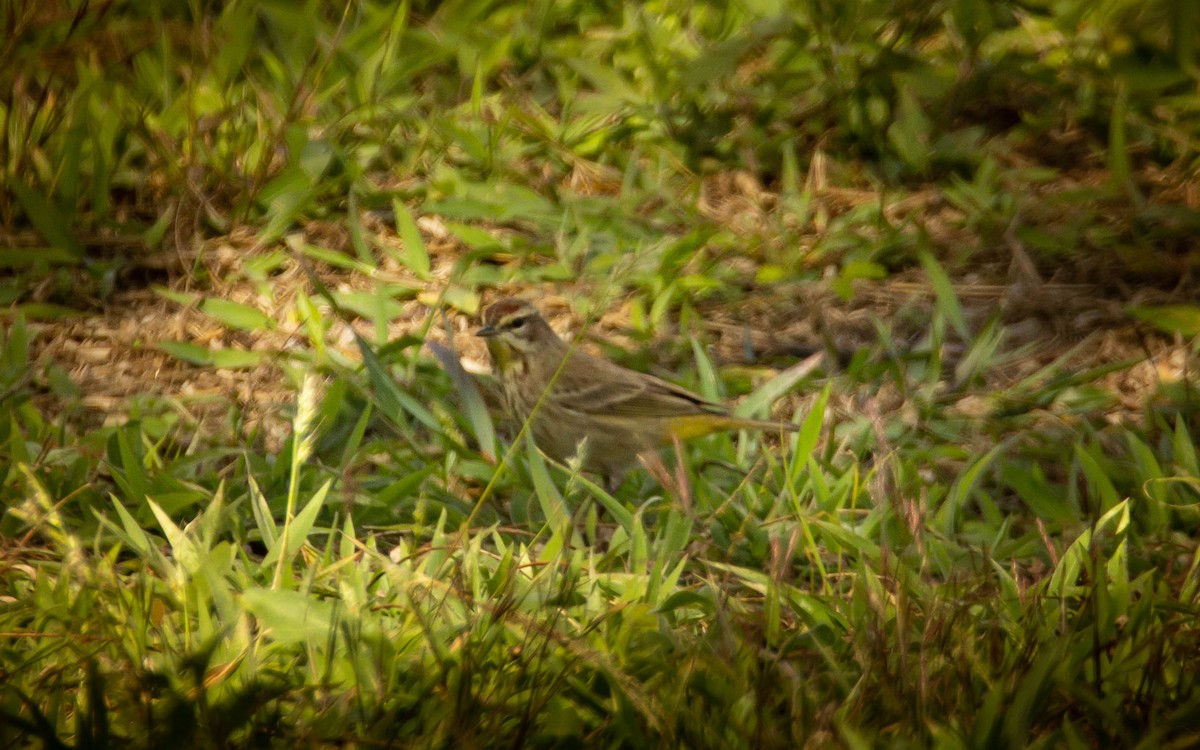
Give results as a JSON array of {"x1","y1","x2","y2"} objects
[{"x1": 551, "y1": 352, "x2": 727, "y2": 419}]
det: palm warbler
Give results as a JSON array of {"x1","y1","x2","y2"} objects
[{"x1": 476, "y1": 298, "x2": 798, "y2": 488}]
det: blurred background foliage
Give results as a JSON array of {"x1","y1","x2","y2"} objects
[{"x1": 3, "y1": 0, "x2": 1197, "y2": 272}]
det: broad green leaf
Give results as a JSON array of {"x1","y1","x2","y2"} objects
[
  {"x1": 332, "y1": 288, "x2": 420, "y2": 320},
  {"x1": 156, "y1": 341, "x2": 265, "y2": 369},
  {"x1": 153, "y1": 286, "x2": 201, "y2": 306},
  {"x1": 9, "y1": 181, "x2": 83, "y2": 258},
  {"x1": 247, "y1": 473, "x2": 277, "y2": 548},
  {"x1": 426, "y1": 340, "x2": 496, "y2": 459},
  {"x1": 146, "y1": 498, "x2": 201, "y2": 574},
  {"x1": 690, "y1": 338, "x2": 722, "y2": 402},
  {"x1": 1075, "y1": 443, "x2": 1121, "y2": 512},
  {"x1": 296, "y1": 240, "x2": 369, "y2": 271},
  {"x1": 1107, "y1": 83, "x2": 1134, "y2": 198},
  {"x1": 201, "y1": 298, "x2": 276, "y2": 331},
  {"x1": 107, "y1": 495, "x2": 153, "y2": 556},
  {"x1": 263, "y1": 479, "x2": 332, "y2": 567},
  {"x1": 1128, "y1": 304, "x2": 1200, "y2": 336},
  {"x1": 259, "y1": 169, "x2": 316, "y2": 245},
  {"x1": 393, "y1": 200, "x2": 431, "y2": 279},
  {"x1": 0, "y1": 248, "x2": 83, "y2": 267},
  {"x1": 525, "y1": 434, "x2": 571, "y2": 531},
  {"x1": 920, "y1": 250, "x2": 970, "y2": 341},
  {"x1": 346, "y1": 191, "x2": 372, "y2": 263},
  {"x1": 705, "y1": 561, "x2": 847, "y2": 631},
  {"x1": 735, "y1": 352, "x2": 821, "y2": 420},
  {"x1": 356, "y1": 333, "x2": 441, "y2": 433},
  {"x1": 446, "y1": 223, "x2": 505, "y2": 251},
  {"x1": 569, "y1": 471, "x2": 634, "y2": 533},
  {"x1": 4, "y1": 304, "x2": 87, "y2": 320},
  {"x1": 209, "y1": 348, "x2": 267, "y2": 368},
  {"x1": 887, "y1": 86, "x2": 931, "y2": 172},
  {"x1": 938, "y1": 443, "x2": 1005, "y2": 533},
  {"x1": 241, "y1": 587, "x2": 339, "y2": 645},
  {"x1": 419, "y1": 284, "x2": 479, "y2": 315}
]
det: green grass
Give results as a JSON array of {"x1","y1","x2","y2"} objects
[{"x1": 3, "y1": 0, "x2": 1200, "y2": 747}]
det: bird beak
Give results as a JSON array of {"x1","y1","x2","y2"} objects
[{"x1": 476, "y1": 324, "x2": 497, "y2": 338}]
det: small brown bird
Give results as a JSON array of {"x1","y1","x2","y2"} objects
[{"x1": 476, "y1": 297, "x2": 798, "y2": 489}]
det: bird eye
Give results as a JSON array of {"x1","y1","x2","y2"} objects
[{"x1": 509, "y1": 317, "x2": 527, "y2": 330}]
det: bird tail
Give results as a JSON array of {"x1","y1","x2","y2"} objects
[{"x1": 666, "y1": 414, "x2": 799, "y2": 440}]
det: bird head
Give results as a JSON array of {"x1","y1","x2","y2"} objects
[{"x1": 476, "y1": 298, "x2": 559, "y2": 366}]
